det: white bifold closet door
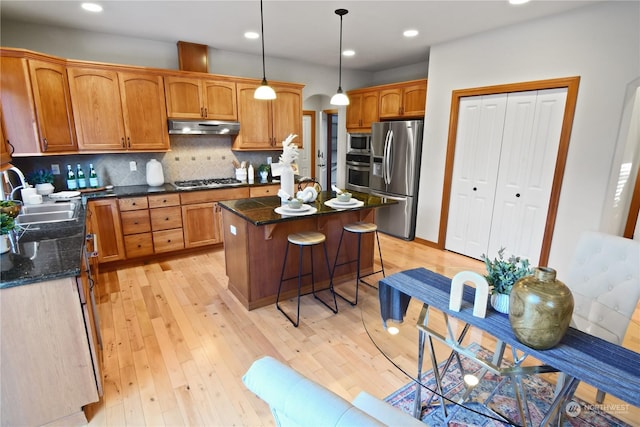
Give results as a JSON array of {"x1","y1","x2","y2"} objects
[{"x1": 446, "y1": 88, "x2": 568, "y2": 265}]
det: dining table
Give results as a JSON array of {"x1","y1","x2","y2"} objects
[{"x1": 375, "y1": 267, "x2": 640, "y2": 426}]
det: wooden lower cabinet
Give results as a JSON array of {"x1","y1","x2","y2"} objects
[
  {"x1": 182, "y1": 202, "x2": 222, "y2": 248},
  {"x1": 87, "y1": 198, "x2": 125, "y2": 263},
  {"x1": 0, "y1": 278, "x2": 100, "y2": 426},
  {"x1": 93, "y1": 188, "x2": 252, "y2": 264}
]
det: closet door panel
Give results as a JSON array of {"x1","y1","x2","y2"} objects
[
  {"x1": 446, "y1": 94, "x2": 506, "y2": 257},
  {"x1": 488, "y1": 88, "x2": 567, "y2": 264}
]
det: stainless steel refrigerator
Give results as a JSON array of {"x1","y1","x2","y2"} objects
[{"x1": 369, "y1": 120, "x2": 424, "y2": 240}]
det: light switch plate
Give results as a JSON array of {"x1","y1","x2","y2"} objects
[
  {"x1": 230, "y1": 225, "x2": 237, "y2": 235},
  {"x1": 129, "y1": 161, "x2": 137, "y2": 171},
  {"x1": 50, "y1": 164, "x2": 60, "y2": 175}
]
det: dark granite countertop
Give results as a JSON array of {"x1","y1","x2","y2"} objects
[
  {"x1": 1, "y1": 201, "x2": 86, "y2": 289},
  {"x1": 219, "y1": 190, "x2": 396, "y2": 226},
  {"x1": 0, "y1": 180, "x2": 284, "y2": 289}
]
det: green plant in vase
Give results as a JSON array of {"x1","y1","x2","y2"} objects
[
  {"x1": 1, "y1": 212, "x2": 16, "y2": 254},
  {"x1": 481, "y1": 248, "x2": 532, "y2": 313},
  {"x1": 28, "y1": 169, "x2": 54, "y2": 185},
  {"x1": 28, "y1": 168, "x2": 55, "y2": 195}
]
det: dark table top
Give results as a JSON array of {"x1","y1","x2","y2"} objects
[{"x1": 218, "y1": 190, "x2": 397, "y2": 226}]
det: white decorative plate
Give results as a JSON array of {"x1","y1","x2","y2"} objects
[
  {"x1": 274, "y1": 205, "x2": 318, "y2": 216},
  {"x1": 324, "y1": 199, "x2": 364, "y2": 209}
]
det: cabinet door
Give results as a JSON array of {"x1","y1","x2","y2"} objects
[
  {"x1": 88, "y1": 199, "x2": 125, "y2": 263},
  {"x1": 203, "y1": 80, "x2": 237, "y2": 120},
  {"x1": 164, "y1": 76, "x2": 204, "y2": 119},
  {"x1": 402, "y1": 82, "x2": 427, "y2": 118},
  {"x1": 0, "y1": 56, "x2": 40, "y2": 155},
  {"x1": 68, "y1": 67, "x2": 126, "y2": 151},
  {"x1": 360, "y1": 91, "x2": 380, "y2": 129},
  {"x1": 235, "y1": 82, "x2": 273, "y2": 149},
  {"x1": 379, "y1": 88, "x2": 402, "y2": 119},
  {"x1": 182, "y1": 202, "x2": 222, "y2": 247},
  {"x1": 271, "y1": 85, "x2": 302, "y2": 146},
  {"x1": 0, "y1": 106, "x2": 11, "y2": 165},
  {"x1": 119, "y1": 72, "x2": 169, "y2": 151},
  {"x1": 28, "y1": 59, "x2": 77, "y2": 152},
  {"x1": 346, "y1": 93, "x2": 364, "y2": 130}
]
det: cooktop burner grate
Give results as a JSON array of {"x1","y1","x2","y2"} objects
[{"x1": 173, "y1": 177, "x2": 242, "y2": 190}]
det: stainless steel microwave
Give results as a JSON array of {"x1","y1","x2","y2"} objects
[{"x1": 347, "y1": 133, "x2": 371, "y2": 153}]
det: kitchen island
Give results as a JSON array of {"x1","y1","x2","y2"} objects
[{"x1": 219, "y1": 191, "x2": 396, "y2": 310}]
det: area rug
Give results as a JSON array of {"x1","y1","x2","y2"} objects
[{"x1": 384, "y1": 343, "x2": 633, "y2": 427}]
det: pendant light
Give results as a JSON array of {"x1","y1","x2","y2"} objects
[
  {"x1": 254, "y1": 0, "x2": 276, "y2": 100},
  {"x1": 330, "y1": 8, "x2": 349, "y2": 106}
]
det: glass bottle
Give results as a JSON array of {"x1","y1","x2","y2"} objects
[
  {"x1": 76, "y1": 164, "x2": 87, "y2": 189},
  {"x1": 66, "y1": 165, "x2": 77, "y2": 190},
  {"x1": 89, "y1": 163, "x2": 99, "y2": 188}
]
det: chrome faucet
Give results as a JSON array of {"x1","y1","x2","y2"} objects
[{"x1": 1, "y1": 165, "x2": 29, "y2": 200}]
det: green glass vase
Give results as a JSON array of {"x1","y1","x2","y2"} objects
[{"x1": 509, "y1": 267, "x2": 574, "y2": 350}]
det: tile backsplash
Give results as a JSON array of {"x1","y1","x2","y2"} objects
[{"x1": 11, "y1": 135, "x2": 281, "y2": 189}]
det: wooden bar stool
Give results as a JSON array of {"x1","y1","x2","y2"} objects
[
  {"x1": 276, "y1": 231, "x2": 338, "y2": 327},
  {"x1": 332, "y1": 222, "x2": 385, "y2": 306}
]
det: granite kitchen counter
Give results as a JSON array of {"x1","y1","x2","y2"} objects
[
  {"x1": 0, "y1": 201, "x2": 86, "y2": 289},
  {"x1": 218, "y1": 190, "x2": 395, "y2": 226}
]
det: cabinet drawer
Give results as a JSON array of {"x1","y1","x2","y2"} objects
[
  {"x1": 121, "y1": 210, "x2": 151, "y2": 235},
  {"x1": 180, "y1": 187, "x2": 250, "y2": 204},
  {"x1": 124, "y1": 233, "x2": 154, "y2": 258},
  {"x1": 150, "y1": 206, "x2": 182, "y2": 231},
  {"x1": 250, "y1": 184, "x2": 280, "y2": 197},
  {"x1": 148, "y1": 193, "x2": 180, "y2": 208},
  {"x1": 118, "y1": 197, "x2": 149, "y2": 211},
  {"x1": 153, "y1": 229, "x2": 184, "y2": 253}
]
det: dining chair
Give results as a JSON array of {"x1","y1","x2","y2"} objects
[{"x1": 560, "y1": 230, "x2": 640, "y2": 402}]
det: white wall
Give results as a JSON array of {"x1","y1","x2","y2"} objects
[
  {"x1": 419, "y1": 1, "x2": 640, "y2": 274},
  {"x1": 0, "y1": 20, "x2": 406, "y2": 101}
]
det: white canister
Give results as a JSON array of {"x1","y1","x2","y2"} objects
[
  {"x1": 146, "y1": 159, "x2": 164, "y2": 187},
  {"x1": 21, "y1": 186, "x2": 38, "y2": 204}
]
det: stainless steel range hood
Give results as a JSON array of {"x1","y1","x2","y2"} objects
[{"x1": 168, "y1": 119, "x2": 240, "y2": 135}]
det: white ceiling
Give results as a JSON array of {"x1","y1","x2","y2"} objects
[{"x1": 1, "y1": 0, "x2": 599, "y2": 72}]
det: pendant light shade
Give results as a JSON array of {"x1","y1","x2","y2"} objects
[
  {"x1": 330, "y1": 8, "x2": 349, "y2": 106},
  {"x1": 255, "y1": 0, "x2": 276, "y2": 100}
]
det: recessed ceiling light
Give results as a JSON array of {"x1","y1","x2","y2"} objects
[
  {"x1": 244, "y1": 31, "x2": 259, "y2": 40},
  {"x1": 81, "y1": 3, "x2": 103, "y2": 13},
  {"x1": 342, "y1": 49, "x2": 355, "y2": 57},
  {"x1": 403, "y1": 29, "x2": 419, "y2": 38},
  {"x1": 509, "y1": 0, "x2": 530, "y2": 5}
]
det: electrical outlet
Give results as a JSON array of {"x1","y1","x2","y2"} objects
[
  {"x1": 51, "y1": 164, "x2": 60, "y2": 175},
  {"x1": 129, "y1": 161, "x2": 137, "y2": 171},
  {"x1": 230, "y1": 225, "x2": 237, "y2": 236}
]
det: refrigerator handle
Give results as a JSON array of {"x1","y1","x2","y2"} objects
[{"x1": 384, "y1": 130, "x2": 394, "y2": 185}]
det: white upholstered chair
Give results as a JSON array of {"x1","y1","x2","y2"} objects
[{"x1": 561, "y1": 230, "x2": 640, "y2": 402}]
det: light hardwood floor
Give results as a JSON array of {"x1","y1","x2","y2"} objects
[{"x1": 85, "y1": 234, "x2": 640, "y2": 426}]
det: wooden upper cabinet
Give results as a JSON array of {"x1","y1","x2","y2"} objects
[
  {"x1": 234, "y1": 82, "x2": 303, "y2": 151},
  {"x1": 379, "y1": 79, "x2": 427, "y2": 119},
  {"x1": 164, "y1": 76, "x2": 237, "y2": 120},
  {"x1": 28, "y1": 59, "x2": 77, "y2": 152},
  {"x1": 203, "y1": 80, "x2": 237, "y2": 120},
  {"x1": 68, "y1": 67, "x2": 126, "y2": 151},
  {"x1": 346, "y1": 89, "x2": 379, "y2": 132},
  {"x1": 271, "y1": 86, "x2": 303, "y2": 147},
  {"x1": 69, "y1": 67, "x2": 169, "y2": 152},
  {"x1": 0, "y1": 106, "x2": 12, "y2": 166},
  {"x1": 119, "y1": 72, "x2": 170, "y2": 150}
]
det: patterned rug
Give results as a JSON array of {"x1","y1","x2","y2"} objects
[{"x1": 384, "y1": 343, "x2": 633, "y2": 427}]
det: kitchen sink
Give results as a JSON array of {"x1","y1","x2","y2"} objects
[{"x1": 16, "y1": 201, "x2": 80, "y2": 226}]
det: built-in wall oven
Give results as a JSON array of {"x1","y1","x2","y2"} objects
[{"x1": 346, "y1": 152, "x2": 371, "y2": 192}]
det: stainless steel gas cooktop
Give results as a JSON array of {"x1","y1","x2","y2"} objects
[{"x1": 173, "y1": 177, "x2": 243, "y2": 190}]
